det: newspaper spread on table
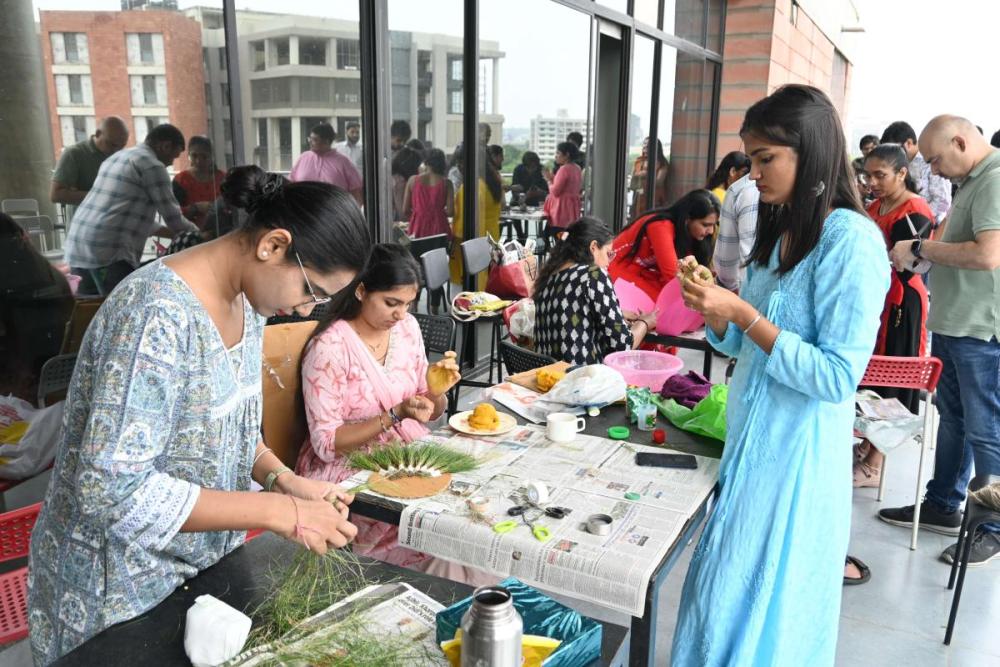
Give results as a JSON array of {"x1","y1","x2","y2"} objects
[
  {"x1": 226, "y1": 583, "x2": 448, "y2": 666},
  {"x1": 344, "y1": 424, "x2": 718, "y2": 617}
]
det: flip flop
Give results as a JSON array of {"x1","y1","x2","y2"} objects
[{"x1": 843, "y1": 555, "x2": 871, "y2": 586}]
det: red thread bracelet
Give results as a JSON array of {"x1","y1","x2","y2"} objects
[{"x1": 288, "y1": 495, "x2": 321, "y2": 550}]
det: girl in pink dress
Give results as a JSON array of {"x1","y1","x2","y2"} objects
[
  {"x1": 404, "y1": 148, "x2": 454, "y2": 240},
  {"x1": 295, "y1": 244, "x2": 494, "y2": 585},
  {"x1": 543, "y1": 141, "x2": 584, "y2": 231}
]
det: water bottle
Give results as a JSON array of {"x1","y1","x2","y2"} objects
[{"x1": 460, "y1": 585, "x2": 523, "y2": 667}]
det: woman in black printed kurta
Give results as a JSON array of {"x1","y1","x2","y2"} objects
[{"x1": 534, "y1": 217, "x2": 657, "y2": 365}]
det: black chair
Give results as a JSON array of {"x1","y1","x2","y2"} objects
[
  {"x1": 412, "y1": 313, "x2": 463, "y2": 415},
  {"x1": 499, "y1": 341, "x2": 555, "y2": 376},
  {"x1": 459, "y1": 237, "x2": 504, "y2": 383},
  {"x1": 945, "y1": 474, "x2": 1000, "y2": 645},
  {"x1": 419, "y1": 247, "x2": 451, "y2": 315},
  {"x1": 266, "y1": 302, "x2": 330, "y2": 326}
]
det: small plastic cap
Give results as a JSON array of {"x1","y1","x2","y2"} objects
[
  {"x1": 607, "y1": 426, "x2": 630, "y2": 440},
  {"x1": 624, "y1": 492, "x2": 641, "y2": 500}
]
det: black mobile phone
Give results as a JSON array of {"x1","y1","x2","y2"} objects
[{"x1": 635, "y1": 452, "x2": 698, "y2": 469}]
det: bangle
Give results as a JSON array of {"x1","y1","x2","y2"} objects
[
  {"x1": 253, "y1": 446, "x2": 272, "y2": 466},
  {"x1": 743, "y1": 313, "x2": 763, "y2": 335},
  {"x1": 264, "y1": 465, "x2": 292, "y2": 492}
]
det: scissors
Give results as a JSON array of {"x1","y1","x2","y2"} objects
[
  {"x1": 905, "y1": 213, "x2": 934, "y2": 271},
  {"x1": 493, "y1": 519, "x2": 552, "y2": 542},
  {"x1": 507, "y1": 505, "x2": 571, "y2": 519}
]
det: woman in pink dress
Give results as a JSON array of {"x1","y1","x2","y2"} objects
[
  {"x1": 295, "y1": 243, "x2": 494, "y2": 584},
  {"x1": 403, "y1": 148, "x2": 454, "y2": 239},
  {"x1": 543, "y1": 141, "x2": 583, "y2": 232}
]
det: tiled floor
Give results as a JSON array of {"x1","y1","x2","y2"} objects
[{"x1": 3, "y1": 345, "x2": 997, "y2": 666}]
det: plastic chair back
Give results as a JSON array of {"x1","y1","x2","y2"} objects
[
  {"x1": 413, "y1": 313, "x2": 456, "y2": 355},
  {"x1": 261, "y1": 321, "x2": 318, "y2": 468},
  {"x1": 860, "y1": 355, "x2": 943, "y2": 392},
  {"x1": 409, "y1": 234, "x2": 449, "y2": 262},
  {"x1": 460, "y1": 236, "x2": 492, "y2": 277},
  {"x1": 37, "y1": 353, "x2": 77, "y2": 408},
  {"x1": 421, "y1": 248, "x2": 451, "y2": 292},
  {"x1": 499, "y1": 341, "x2": 556, "y2": 375},
  {"x1": 1, "y1": 199, "x2": 39, "y2": 217}
]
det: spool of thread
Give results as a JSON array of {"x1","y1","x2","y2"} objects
[
  {"x1": 526, "y1": 480, "x2": 549, "y2": 505},
  {"x1": 586, "y1": 514, "x2": 613, "y2": 536},
  {"x1": 467, "y1": 496, "x2": 490, "y2": 514}
]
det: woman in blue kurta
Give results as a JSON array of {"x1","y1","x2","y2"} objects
[
  {"x1": 672, "y1": 85, "x2": 890, "y2": 665},
  {"x1": 28, "y1": 166, "x2": 371, "y2": 664}
]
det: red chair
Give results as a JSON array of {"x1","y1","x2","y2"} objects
[
  {"x1": 859, "y1": 355, "x2": 943, "y2": 550},
  {"x1": 0, "y1": 502, "x2": 42, "y2": 645}
]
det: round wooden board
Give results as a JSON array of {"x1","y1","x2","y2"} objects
[{"x1": 368, "y1": 472, "x2": 452, "y2": 499}]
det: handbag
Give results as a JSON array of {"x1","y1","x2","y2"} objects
[
  {"x1": 487, "y1": 254, "x2": 538, "y2": 299},
  {"x1": 486, "y1": 235, "x2": 538, "y2": 299}
]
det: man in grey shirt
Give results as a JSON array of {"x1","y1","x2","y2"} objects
[{"x1": 51, "y1": 116, "x2": 129, "y2": 219}]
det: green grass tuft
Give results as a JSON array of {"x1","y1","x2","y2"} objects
[{"x1": 347, "y1": 441, "x2": 480, "y2": 476}]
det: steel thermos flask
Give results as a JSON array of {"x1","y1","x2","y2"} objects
[{"x1": 460, "y1": 585, "x2": 523, "y2": 667}]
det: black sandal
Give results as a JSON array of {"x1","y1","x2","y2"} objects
[{"x1": 843, "y1": 555, "x2": 871, "y2": 586}]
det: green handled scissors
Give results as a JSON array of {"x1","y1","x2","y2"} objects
[{"x1": 492, "y1": 520, "x2": 552, "y2": 542}]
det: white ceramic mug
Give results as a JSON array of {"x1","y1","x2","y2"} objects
[{"x1": 546, "y1": 412, "x2": 586, "y2": 443}]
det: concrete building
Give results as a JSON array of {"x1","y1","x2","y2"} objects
[
  {"x1": 183, "y1": 8, "x2": 503, "y2": 172},
  {"x1": 38, "y1": 9, "x2": 207, "y2": 169},
  {"x1": 529, "y1": 109, "x2": 591, "y2": 160}
]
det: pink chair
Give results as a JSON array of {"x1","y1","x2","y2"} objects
[{"x1": 0, "y1": 502, "x2": 42, "y2": 645}]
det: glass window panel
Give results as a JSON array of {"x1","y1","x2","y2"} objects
[
  {"x1": 299, "y1": 37, "x2": 327, "y2": 66},
  {"x1": 706, "y1": 0, "x2": 724, "y2": 53},
  {"x1": 627, "y1": 36, "x2": 657, "y2": 223},
  {"x1": 273, "y1": 38, "x2": 290, "y2": 66},
  {"x1": 634, "y1": 0, "x2": 660, "y2": 27},
  {"x1": 674, "y1": 0, "x2": 706, "y2": 47},
  {"x1": 251, "y1": 41, "x2": 266, "y2": 71},
  {"x1": 597, "y1": 0, "x2": 628, "y2": 15},
  {"x1": 335, "y1": 38, "x2": 359, "y2": 70}
]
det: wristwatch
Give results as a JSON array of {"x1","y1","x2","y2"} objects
[{"x1": 912, "y1": 238, "x2": 924, "y2": 259}]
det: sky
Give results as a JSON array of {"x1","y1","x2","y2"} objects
[
  {"x1": 846, "y1": 0, "x2": 1000, "y2": 145},
  {"x1": 33, "y1": 0, "x2": 1000, "y2": 140}
]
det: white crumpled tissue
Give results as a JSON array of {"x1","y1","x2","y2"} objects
[{"x1": 184, "y1": 594, "x2": 252, "y2": 667}]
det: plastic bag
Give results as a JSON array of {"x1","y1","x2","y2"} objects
[
  {"x1": 504, "y1": 299, "x2": 536, "y2": 347},
  {"x1": 652, "y1": 383, "x2": 728, "y2": 442},
  {"x1": 535, "y1": 364, "x2": 627, "y2": 411},
  {"x1": 0, "y1": 397, "x2": 64, "y2": 480}
]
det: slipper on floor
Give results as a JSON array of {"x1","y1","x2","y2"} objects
[{"x1": 843, "y1": 555, "x2": 871, "y2": 586}]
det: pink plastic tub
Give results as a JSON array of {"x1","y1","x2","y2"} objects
[{"x1": 604, "y1": 350, "x2": 684, "y2": 391}]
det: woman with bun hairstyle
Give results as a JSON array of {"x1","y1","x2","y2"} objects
[{"x1": 28, "y1": 166, "x2": 371, "y2": 664}]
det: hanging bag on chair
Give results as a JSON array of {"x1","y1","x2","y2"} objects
[{"x1": 486, "y1": 236, "x2": 538, "y2": 299}]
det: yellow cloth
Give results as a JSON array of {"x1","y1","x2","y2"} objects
[{"x1": 450, "y1": 180, "x2": 502, "y2": 288}]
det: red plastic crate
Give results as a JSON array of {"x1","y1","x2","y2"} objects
[
  {"x1": 0, "y1": 503, "x2": 42, "y2": 564},
  {"x1": 0, "y1": 568, "x2": 28, "y2": 645}
]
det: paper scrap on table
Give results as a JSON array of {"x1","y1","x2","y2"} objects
[{"x1": 185, "y1": 594, "x2": 251, "y2": 667}]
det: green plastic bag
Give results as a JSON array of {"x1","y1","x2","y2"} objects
[{"x1": 651, "y1": 384, "x2": 728, "y2": 442}]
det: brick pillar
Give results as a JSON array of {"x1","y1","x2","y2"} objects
[{"x1": 715, "y1": 0, "x2": 777, "y2": 162}]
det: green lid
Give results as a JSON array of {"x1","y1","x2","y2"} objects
[
  {"x1": 624, "y1": 492, "x2": 641, "y2": 500},
  {"x1": 607, "y1": 426, "x2": 630, "y2": 440}
]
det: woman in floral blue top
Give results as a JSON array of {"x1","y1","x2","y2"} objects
[{"x1": 28, "y1": 166, "x2": 371, "y2": 664}]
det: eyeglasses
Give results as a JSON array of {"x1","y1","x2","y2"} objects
[{"x1": 294, "y1": 251, "x2": 332, "y2": 305}]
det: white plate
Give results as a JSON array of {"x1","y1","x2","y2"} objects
[{"x1": 449, "y1": 410, "x2": 518, "y2": 437}]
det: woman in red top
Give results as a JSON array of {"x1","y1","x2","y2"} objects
[
  {"x1": 854, "y1": 144, "x2": 933, "y2": 487},
  {"x1": 172, "y1": 135, "x2": 225, "y2": 230},
  {"x1": 404, "y1": 148, "x2": 454, "y2": 240},
  {"x1": 608, "y1": 189, "x2": 720, "y2": 302},
  {"x1": 543, "y1": 142, "x2": 583, "y2": 231}
]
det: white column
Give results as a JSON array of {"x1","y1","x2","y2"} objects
[
  {"x1": 289, "y1": 36, "x2": 299, "y2": 66},
  {"x1": 291, "y1": 116, "x2": 301, "y2": 165},
  {"x1": 492, "y1": 57, "x2": 500, "y2": 115}
]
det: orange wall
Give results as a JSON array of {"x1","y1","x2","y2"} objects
[{"x1": 716, "y1": 0, "x2": 851, "y2": 162}]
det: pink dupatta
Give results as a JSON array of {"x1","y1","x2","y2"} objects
[{"x1": 334, "y1": 319, "x2": 429, "y2": 443}]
